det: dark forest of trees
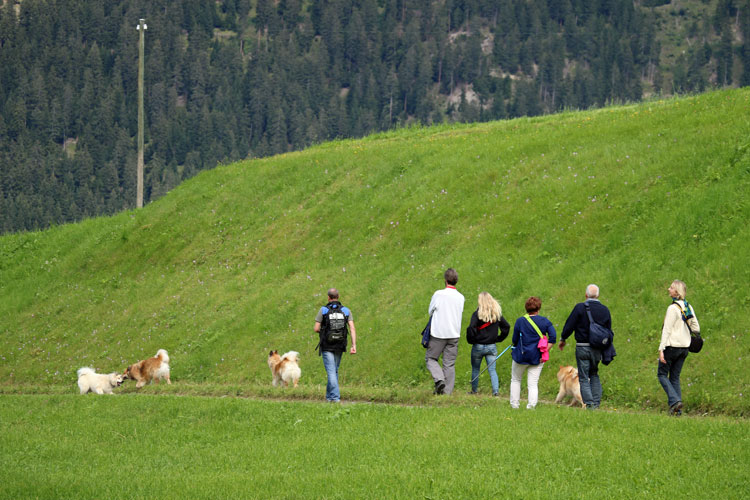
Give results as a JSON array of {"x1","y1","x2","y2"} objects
[{"x1": 1, "y1": 0, "x2": 748, "y2": 233}]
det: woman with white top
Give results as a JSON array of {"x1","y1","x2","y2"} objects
[{"x1": 658, "y1": 279, "x2": 700, "y2": 416}]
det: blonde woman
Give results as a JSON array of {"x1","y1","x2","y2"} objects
[
  {"x1": 658, "y1": 280, "x2": 700, "y2": 416},
  {"x1": 466, "y1": 292, "x2": 510, "y2": 396}
]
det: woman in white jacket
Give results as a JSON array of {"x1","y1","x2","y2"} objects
[{"x1": 658, "y1": 280, "x2": 699, "y2": 416}]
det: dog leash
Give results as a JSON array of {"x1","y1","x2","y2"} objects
[{"x1": 470, "y1": 344, "x2": 513, "y2": 384}]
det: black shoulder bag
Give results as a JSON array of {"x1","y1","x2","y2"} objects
[
  {"x1": 585, "y1": 303, "x2": 613, "y2": 350},
  {"x1": 674, "y1": 302, "x2": 703, "y2": 353}
]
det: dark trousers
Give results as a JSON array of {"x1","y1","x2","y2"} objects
[{"x1": 657, "y1": 346, "x2": 688, "y2": 408}]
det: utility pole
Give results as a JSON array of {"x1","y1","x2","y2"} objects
[{"x1": 136, "y1": 18, "x2": 147, "y2": 208}]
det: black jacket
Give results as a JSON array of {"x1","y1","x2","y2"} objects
[
  {"x1": 466, "y1": 310, "x2": 510, "y2": 345},
  {"x1": 561, "y1": 299, "x2": 612, "y2": 344}
]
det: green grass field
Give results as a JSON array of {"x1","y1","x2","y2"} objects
[
  {"x1": 2, "y1": 88, "x2": 750, "y2": 498},
  {"x1": 1, "y1": 394, "x2": 748, "y2": 499}
]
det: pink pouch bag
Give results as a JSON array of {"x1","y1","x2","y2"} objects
[{"x1": 537, "y1": 335, "x2": 550, "y2": 363}]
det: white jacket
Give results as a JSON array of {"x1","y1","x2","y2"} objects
[
  {"x1": 428, "y1": 287, "x2": 465, "y2": 339},
  {"x1": 659, "y1": 300, "x2": 699, "y2": 351}
]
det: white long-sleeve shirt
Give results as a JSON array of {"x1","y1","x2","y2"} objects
[
  {"x1": 659, "y1": 300, "x2": 699, "y2": 351},
  {"x1": 428, "y1": 286, "x2": 465, "y2": 339}
]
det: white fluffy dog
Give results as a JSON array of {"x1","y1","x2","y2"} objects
[{"x1": 77, "y1": 367, "x2": 124, "y2": 395}]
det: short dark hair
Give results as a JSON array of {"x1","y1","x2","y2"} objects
[
  {"x1": 525, "y1": 296, "x2": 542, "y2": 313},
  {"x1": 327, "y1": 288, "x2": 339, "y2": 299},
  {"x1": 444, "y1": 268, "x2": 458, "y2": 286}
]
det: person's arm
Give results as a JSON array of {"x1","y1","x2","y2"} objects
[
  {"x1": 658, "y1": 306, "x2": 677, "y2": 362},
  {"x1": 348, "y1": 320, "x2": 357, "y2": 354},
  {"x1": 603, "y1": 307, "x2": 613, "y2": 330},
  {"x1": 497, "y1": 315, "x2": 510, "y2": 343},
  {"x1": 314, "y1": 307, "x2": 324, "y2": 338},
  {"x1": 546, "y1": 321, "x2": 557, "y2": 344},
  {"x1": 559, "y1": 306, "x2": 579, "y2": 350},
  {"x1": 428, "y1": 293, "x2": 438, "y2": 316},
  {"x1": 466, "y1": 311, "x2": 479, "y2": 344},
  {"x1": 511, "y1": 320, "x2": 520, "y2": 347},
  {"x1": 560, "y1": 306, "x2": 578, "y2": 341}
]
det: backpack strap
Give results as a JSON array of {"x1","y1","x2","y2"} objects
[{"x1": 523, "y1": 314, "x2": 545, "y2": 338}]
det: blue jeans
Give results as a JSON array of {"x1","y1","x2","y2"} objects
[
  {"x1": 576, "y1": 345, "x2": 602, "y2": 409},
  {"x1": 658, "y1": 347, "x2": 688, "y2": 408},
  {"x1": 322, "y1": 350, "x2": 343, "y2": 402},
  {"x1": 471, "y1": 344, "x2": 499, "y2": 394}
]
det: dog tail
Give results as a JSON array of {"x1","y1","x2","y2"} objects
[
  {"x1": 282, "y1": 351, "x2": 300, "y2": 362},
  {"x1": 77, "y1": 367, "x2": 95, "y2": 378},
  {"x1": 156, "y1": 349, "x2": 170, "y2": 364}
]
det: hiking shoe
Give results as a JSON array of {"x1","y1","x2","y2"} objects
[
  {"x1": 468, "y1": 390, "x2": 478, "y2": 395},
  {"x1": 434, "y1": 380, "x2": 446, "y2": 395},
  {"x1": 670, "y1": 401, "x2": 683, "y2": 416}
]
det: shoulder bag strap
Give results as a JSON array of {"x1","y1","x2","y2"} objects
[
  {"x1": 584, "y1": 303, "x2": 598, "y2": 326},
  {"x1": 523, "y1": 314, "x2": 545, "y2": 338},
  {"x1": 672, "y1": 301, "x2": 693, "y2": 333}
]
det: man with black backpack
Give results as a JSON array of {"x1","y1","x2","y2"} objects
[
  {"x1": 559, "y1": 284, "x2": 612, "y2": 410},
  {"x1": 314, "y1": 288, "x2": 357, "y2": 403}
]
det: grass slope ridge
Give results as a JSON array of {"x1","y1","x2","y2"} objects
[{"x1": 1, "y1": 89, "x2": 749, "y2": 415}]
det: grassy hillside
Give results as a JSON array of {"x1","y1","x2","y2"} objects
[
  {"x1": 1, "y1": 89, "x2": 749, "y2": 414},
  {"x1": 2, "y1": 395, "x2": 748, "y2": 499}
]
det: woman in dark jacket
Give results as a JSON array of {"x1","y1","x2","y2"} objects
[
  {"x1": 466, "y1": 292, "x2": 510, "y2": 396},
  {"x1": 510, "y1": 296, "x2": 556, "y2": 409}
]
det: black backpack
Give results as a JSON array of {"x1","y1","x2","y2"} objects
[
  {"x1": 585, "y1": 303, "x2": 613, "y2": 350},
  {"x1": 322, "y1": 303, "x2": 349, "y2": 345}
]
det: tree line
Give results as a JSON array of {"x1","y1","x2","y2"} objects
[{"x1": 1, "y1": 0, "x2": 748, "y2": 234}]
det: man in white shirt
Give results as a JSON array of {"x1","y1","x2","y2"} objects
[{"x1": 425, "y1": 268, "x2": 465, "y2": 395}]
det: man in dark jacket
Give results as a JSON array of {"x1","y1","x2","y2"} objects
[{"x1": 559, "y1": 284, "x2": 612, "y2": 410}]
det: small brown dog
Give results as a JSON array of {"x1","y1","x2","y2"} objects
[
  {"x1": 267, "y1": 350, "x2": 301, "y2": 387},
  {"x1": 123, "y1": 349, "x2": 171, "y2": 388},
  {"x1": 555, "y1": 365, "x2": 584, "y2": 407}
]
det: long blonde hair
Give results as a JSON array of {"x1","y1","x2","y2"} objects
[{"x1": 477, "y1": 292, "x2": 502, "y2": 323}]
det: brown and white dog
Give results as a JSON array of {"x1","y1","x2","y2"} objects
[
  {"x1": 267, "y1": 350, "x2": 301, "y2": 388},
  {"x1": 555, "y1": 365, "x2": 584, "y2": 407},
  {"x1": 123, "y1": 349, "x2": 171, "y2": 388}
]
